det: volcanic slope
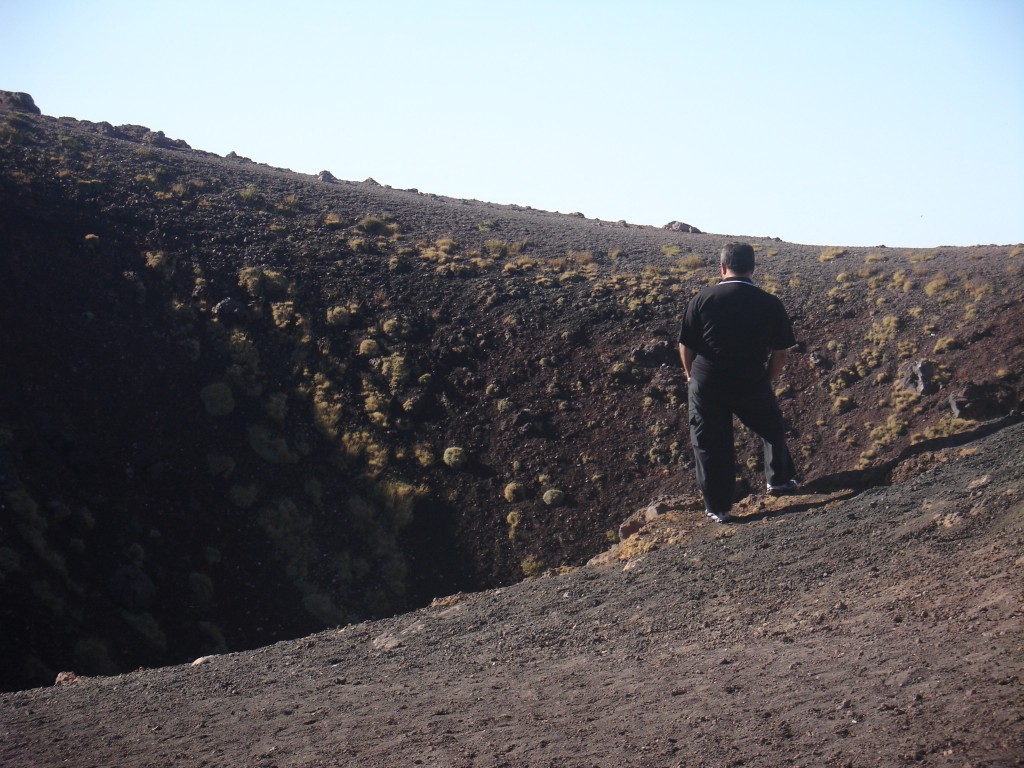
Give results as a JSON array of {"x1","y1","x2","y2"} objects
[
  {"x1": 2, "y1": 419, "x2": 1022, "y2": 767},
  {"x1": 1, "y1": 91, "x2": 1022, "y2": 690}
]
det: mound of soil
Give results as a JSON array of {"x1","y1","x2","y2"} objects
[
  {"x1": 3, "y1": 419, "x2": 1021, "y2": 767},
  {"x1": 1, "y1": 92, "x2": 1022, "y2": 691}
]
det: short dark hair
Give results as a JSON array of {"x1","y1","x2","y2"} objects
[{"x1": 720, "y1": 242, "x2": 755, "y2": 274}]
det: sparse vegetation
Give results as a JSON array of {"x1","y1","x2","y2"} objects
[
  {"x1": 3, "y1": 97, "x2": 1021, "y2": 698},
  {"x1": 819, "y1": 246, "x2": 847, "y2": 262},
  {"x1": 542, "y1": 488, "x2": 566, "y2": 506},
  {"x1": 924, "y1": 273, "x2": 949, "y2": 297},
  {"x1": 866, "y1": 316, "x2": 900, "y2": 346},
  {"x1": 504, "y1": 482, "x2": 526, "y2": 502},
  {"x1": 443, "y1": 447, "x2": 467, "y2": 469},
  {"x1": 520, "y1": 554, "x2": 545, "y2": 577},
  {"x1": 832, "y1": 396, "x2": 854, "y2": 414},
  {"x1": 506, "y1": 510, "x2": 524, "y2": 539},
  {"x1": 238, "y1": 185, "x2": 261, "y2": 204},
  {"x1": 200, "y1": 382, "x2": 235, "y2": 416},
  {"x1": 358, "y1": 215, "x2": 398, "y2": 236}
]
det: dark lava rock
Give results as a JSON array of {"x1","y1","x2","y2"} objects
[
  {"x1": 900, "y1": 359, "x2": 939, "y2": 395},
  {"x1": 211, "y1": 298, "x2": 250, "y2": 324},
  {"x1": 629, "y1": 340, "x2": 676, "y2": 367},
  {"x1": 948, "y1": 381, "x2": 1018, "y2": 420},
  {"x1": 0, "y1": 91, "x2": 41, "y2": 114},
  {"x1": 662, "y1": 221, "x2": 702, "y2": 234}
]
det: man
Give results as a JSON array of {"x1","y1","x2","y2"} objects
[{"x1": 678, "y1": 242, "x2": 798, "y2": 523}]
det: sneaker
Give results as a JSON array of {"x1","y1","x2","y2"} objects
[
  {"x1": 767, "y1": 479, "x2": 798, "y2": 495},
  {"x1": 706, "y1": 509, "x2": 732, "y2": 524}
]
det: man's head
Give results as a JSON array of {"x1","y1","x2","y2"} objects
[{"x1": 719, "y1": 242, "x2": 755, "y2": 277}]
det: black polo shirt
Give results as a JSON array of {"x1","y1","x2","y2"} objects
[{"x1": 678, "y1": 278, "x2": 796, "y2": 384}]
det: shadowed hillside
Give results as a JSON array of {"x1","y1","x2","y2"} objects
[
  {"x1": 3, "y1": 417, "x2": 1021, "y2": 766},
  {"x1": 1, "y1": 91, "x2": 1022, "y2": 691}
]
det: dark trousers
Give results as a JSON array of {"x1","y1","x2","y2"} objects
[{"x1": 687, "y1": 373, "x2": 796, "y2": 513}]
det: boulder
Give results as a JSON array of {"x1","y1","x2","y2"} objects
[
  {"x1": 629, "y1": 340, "x2": 676, "y2": 367},
  {"x1": 619, "y1": 500, "x2": 673, "y2": 540},
  {"x1": 211, "y1": 298, "x2": 249, "y2": 324},
  {"x1": 141, "y1": 129, "x2": 190, "y2": 149},
  {"x1": 318, "y1": 170, "x2": 339, "y2": 183},
  {"x1": 662, "y1": 221, "x2": 702, "y2": 234},
  {"x1": 0, "y1": 91, "x2": 41, "y2": 114},
  {"x1": 899, "y1": 359, "x2": 938, "y2": 395},
  {"x1": 948, "y1": 381, "x2": 1017, "y2": 420}
]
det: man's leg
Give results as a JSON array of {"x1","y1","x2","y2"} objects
[
  {"x1": 687, "y1": 375, "x2": 735, "y2": 513},
  {"x1": 733, "y1": 382, "x2": 796, "y2": 487}
]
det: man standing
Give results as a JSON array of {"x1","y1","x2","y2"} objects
[{"x1": 678, "y1": 242, "x2": 798, "y2": 523}]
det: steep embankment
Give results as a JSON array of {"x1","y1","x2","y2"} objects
[
  {"x1": 1, "y1": 91, "x2": 1022, "y2": 690},
  {"x1": 2, "y1": 419, "x2": 1021, "y2": 767}
]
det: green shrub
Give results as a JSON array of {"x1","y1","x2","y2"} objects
[
  {"x1": 443, "y1": 447, "x2": 467, "y2": 468},
  {"x1": 819, "y1": 247, "x2": 847, "y2": 262},
  {"x1": 357, "y1": 215, "x2": 397, "y2": 236},
  {"x1": 521, "y1": 555, "x2": 545, "y2": 577},
  {"x1": 506, "y1": 510, "x2": 523, "y2": 540},
  {"x1": 832, "y1": 396, "x2": 854, "y2": 414},
  {"x1": 358, "y1": 339, "x2": 381, "y2": 356},
  {"x1": 865, "y1": 316, "x2": 900, "y2": 346},
  {"x1": 238, "y1": 185, "x2": 261, "y2": 204},
  {"x1": 677, "y1": 254, "x2": 703, "y2": 272},
  {"x1": 247, "y1": 425, "x2": 299, "y2": 464},
  {"x1": 228, "y1": 484, "x2": 258, "y2": 508},
  {"x1": 542, "y1": 489, "x2": 566, "y2": 506},
  {"x1": 200, "y1": 382, "x2": 235, "y2": 415},
  {"x1": 206, "y1": 454, "x2": 236, "y2": 477},
  {"x1": 924, "y1": 274, "x2": 948, "y2": 297},
  {"x1": 504, "y1": 482, "x2": 526, "y2": 502}
]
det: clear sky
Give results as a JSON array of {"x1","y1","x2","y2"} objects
[{"x1": 3, "y1": 0, "x2": 1022, "y2": 247}]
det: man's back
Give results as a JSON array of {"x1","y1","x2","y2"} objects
[{"x1": 678, "y1": 279, "x2": 794, "y2": 383}]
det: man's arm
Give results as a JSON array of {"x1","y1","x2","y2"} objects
[
  {"x1": 679, "y1": 343, "x2": 695, "y2": 381},
  {"x1": 767, "y1": 348, "x2": 789, "y2": 383}
]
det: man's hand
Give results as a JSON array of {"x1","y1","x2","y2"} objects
[
  {"x1": 767, "y1": 348, "x2": 789, "y2": 382},
  {"x1": 679, "y1": 343, "x2": 695, "y2": 381}
]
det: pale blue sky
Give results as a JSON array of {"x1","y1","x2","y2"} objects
[{"x1": 3, "y1": 0, "x2": 1022, "y2": 247}]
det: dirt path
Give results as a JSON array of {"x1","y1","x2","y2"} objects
[{"x1": 2, "y1": 422, "x2": 1022, "y2": 767}]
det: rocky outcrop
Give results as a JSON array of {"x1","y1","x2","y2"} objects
[
  {"x1": 662, "y1": 220, "x2": 702, "y2": 234},
  {"x1": 618, "y1": 499, "x2": 673, "y2": 540},
  {"x1": 949, "y1": 381, "x2": 1018, "y2": 420},
  {"x1": 900, "y1": 359, "x2": 939, "y2": 395},
  {"x1": 0, "y1": 91, "x2": 41, "y2": 114}
]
